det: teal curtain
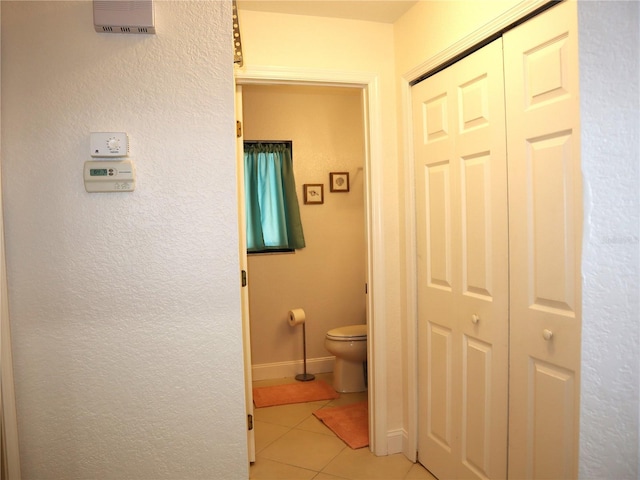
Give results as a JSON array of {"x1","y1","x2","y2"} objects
[{"x1": 244, "y1": 143, "x2": 305, "y2": 252}]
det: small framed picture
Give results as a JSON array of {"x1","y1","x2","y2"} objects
[
  {"x1": 330, "y1": 172, "x2": 350, "y2": 192},
  {"x1": 303, "y1": 184, "x2": 324, "y2": 204}
]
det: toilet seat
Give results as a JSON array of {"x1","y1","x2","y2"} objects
[{"x1": 326, "y1": 324, "x2": 367, "y2": 341}]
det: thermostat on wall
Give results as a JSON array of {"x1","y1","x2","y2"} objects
[
  {"x1": 84, "y1": 160, "x2": 136, "y2": 192},
  {"x1": 91, "y1": 132, "x2": 129, "y2": 157}
]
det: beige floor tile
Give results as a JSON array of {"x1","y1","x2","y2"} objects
[
  {"x1": 322, "y1": 449, "x2": 413, "y2": 480},
  {"x1": 312, "y1": 472, "x2": 348, "y2": 480},
  {"x1": 254, "y1": 401, "x2": 330, "y2": 428},
  {"x1": 260, "y1": 428, "x2": 346, "y2": 472},
  {"x1": 296, "y1": 415, "x2": 335, "y2": 436},
  {"x1": 250, "y1": 457, "x2": 317, "y2": 480},
  {"x1": 254, "y1": 420, "x2": 290, "y2": 453},
  {"x1": 404, "y1": 462, "x2": 438, "y2": 479}
]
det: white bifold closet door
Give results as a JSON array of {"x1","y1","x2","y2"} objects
[
  {"x1": 504, "y1": 1, "x2": 582, "y2": 478},
  {"x1": 413, "y1": 2, "x2": 581, "y2": 479},
  {"x1": 413, "y1": 38, "x2": 509, "y2": 480}
]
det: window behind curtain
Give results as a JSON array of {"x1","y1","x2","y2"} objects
[{"x1": 244, "y1": 142, "x2": 305, "y2": 253}]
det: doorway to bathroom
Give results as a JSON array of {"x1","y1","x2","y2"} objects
[
  {"x1": 235, "y1": 68, "x2": 388, "y2": 461},
  {"x1": 241, "y1": 83, "x2": 367, "y2": 387}
]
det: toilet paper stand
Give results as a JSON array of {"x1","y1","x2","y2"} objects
[{"x1": 295, "y1": 322, "x2": 315, "y2": 382}]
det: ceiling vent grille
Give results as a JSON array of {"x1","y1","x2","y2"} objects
[{"x1": 94, "y1": 0, "x2": 156, "y2": 34}]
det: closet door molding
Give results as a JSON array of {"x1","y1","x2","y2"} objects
[{"x1": 404, "y1": 0, "x2": 549, "y2": 84}]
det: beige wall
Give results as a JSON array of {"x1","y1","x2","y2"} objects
[
  {"x1": 393, "y1": 0, "x2": 520, "y2": 74},
  {"x1": 242, "y1": 85, "x2": 366, "y2": 370},
  {"x1": 2, "y1": 2, "x2": 246, "y2": 478}
]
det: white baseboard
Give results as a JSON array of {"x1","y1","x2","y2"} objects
[
  {"x1": 401, "y1": 429, "x2": 416, "y2": 461},
  {"x1": 252, "y1": 356, "x2": 335, "y2": 381},
  {"x1": 387, "y1": 429, "x2": 405, "y2": 455}
]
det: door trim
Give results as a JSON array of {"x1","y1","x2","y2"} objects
[
  {"x1": 400, "y1": 0, "x2": 550, "y2": 462},
  {"x1": 235, "y1": 65, "x2": 389, "y2": 455},
  {"x1": 235, "y1": 84, "x2": 256, "y2": 463},
  {"x1": 0, "y1": 181, "x2": 21, "y2": 478}
]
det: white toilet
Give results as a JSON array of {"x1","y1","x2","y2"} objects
[{"x1": 324, "y1": 324, "x2": 368, "y2": 393}]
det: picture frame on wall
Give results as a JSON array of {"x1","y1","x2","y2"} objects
[
  {"x1": 303, "y1": 184, "x2": 324, "y2": 204},
  {"x1": 330, "y1": 172, "x2": 350, "y2": 192}
]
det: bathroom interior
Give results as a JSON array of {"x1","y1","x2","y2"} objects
[
  {"x1": 242, "y1": 84, "x2": 391, "y2": 474},
  {"x1": 243, "y1": 83, "x2": 368, "y2": 387}
]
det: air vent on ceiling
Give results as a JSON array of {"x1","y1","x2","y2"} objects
[{"x1": 94, "y1": 0, "x2": 156, "y2": 34}]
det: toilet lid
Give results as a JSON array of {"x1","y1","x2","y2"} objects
[{"x1": 326, "y1": 324, "x2": 367, "y2": 341}]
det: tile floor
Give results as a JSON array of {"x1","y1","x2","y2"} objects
[{"x1": 250, "y1": 373, "x2": 437, "y2": 480}]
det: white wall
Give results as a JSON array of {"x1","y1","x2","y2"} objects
[
  {"x1": 243, "y1": 85, "x2": 366, "y2": 376},
  {"x1": 1, "y1": 2, "x2": 247, "y2": 479},
  {"x1": 578, "y1": 2, "x2": 640, "y2": 478}
]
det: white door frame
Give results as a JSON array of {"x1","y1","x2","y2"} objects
[
  {"x1": 234, "y1": 66, "x2": 389, "y2": 455},
  {"x1": 399, "y1": 0, "x2": 549, "y2": 462},
  {"x1": 0, "y1": 202, "x2": 21, "y2": 479}
]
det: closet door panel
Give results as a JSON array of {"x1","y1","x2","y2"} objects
[
  {"x1": 528, "y1": 132, "x2": 578, "y2": 316},
  {"x1": 414, "y1": 38, "x2": 508, "y2": 480},
  {"x1": 426, "y1": 162, "x2": 453, "y2": 289},
  {"x1": 460, "y1": 152, "x2": 492, "y2": 298},
  {"x1": 504, "y1": 2, "x2": 581, "y2": 478},
  {"x1": 414, "y1": 65, "x2": 461, "y2": 480},
  {"x1": 454, "y1": 40, "x2": 509, "y2": 480},
  {"x1": 461, "y1": 336, "x2": 493, "y2": 477},
  {"x1": 427, "y1": 323, "x2": 454, "y2": 449},
  {"x1": 528, "y1": 359, "x2": 576, "y2": 480}
]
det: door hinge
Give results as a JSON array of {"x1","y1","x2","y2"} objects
[
  {"x1": 247, "y1": 414, "x2": 253, "y2": 431},
  {"x1": 236, "y1": 120, "x2": 242, "y2": 138},
  {"x1": 241, "y1": 269, "x2": 247, "y2": 287}
]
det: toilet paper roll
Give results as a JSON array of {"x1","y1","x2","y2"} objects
[{"x1": 288, "y1": 308, "x2": 306, "y2": 327}]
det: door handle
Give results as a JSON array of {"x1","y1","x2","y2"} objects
[
  {"x1": 471, "y1": 314, "x2": 480, "y2": 325},
  {"x1": 542, "y1": 329, "x2": 553, "y2": 341}
]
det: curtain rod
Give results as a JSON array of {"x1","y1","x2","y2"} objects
[{"x1": 243, "y1": 140, "x2": 292, "y2": 145}]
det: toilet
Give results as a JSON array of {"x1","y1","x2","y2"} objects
[{"x1": 324, "y1": 324, "x2": 367, "y2": 393}]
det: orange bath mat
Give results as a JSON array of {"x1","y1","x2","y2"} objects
[
  {"x1": 253, "y1": 379, "x2": 339, "y2": 408},
  {"x1": 313, "y1": 401, "x2": 369, "y2": 449}
]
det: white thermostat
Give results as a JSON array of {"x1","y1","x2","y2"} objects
[
  {"x1": 84, "y1": 160, "x2": 136, "y2": 192},
  {"x1": 90, "y1": 132, "x2": 129, "y2": 157}
]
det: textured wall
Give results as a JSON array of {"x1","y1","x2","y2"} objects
[
  {"x1": 1, "y1": 1, "x2": 247, "y2": 478},
  {"x1": 578, "y1": 2, "x2": 640, "y2": 478},
  {"x1": 243, "y1": 85, "x2": 366, "y2": 368}
]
